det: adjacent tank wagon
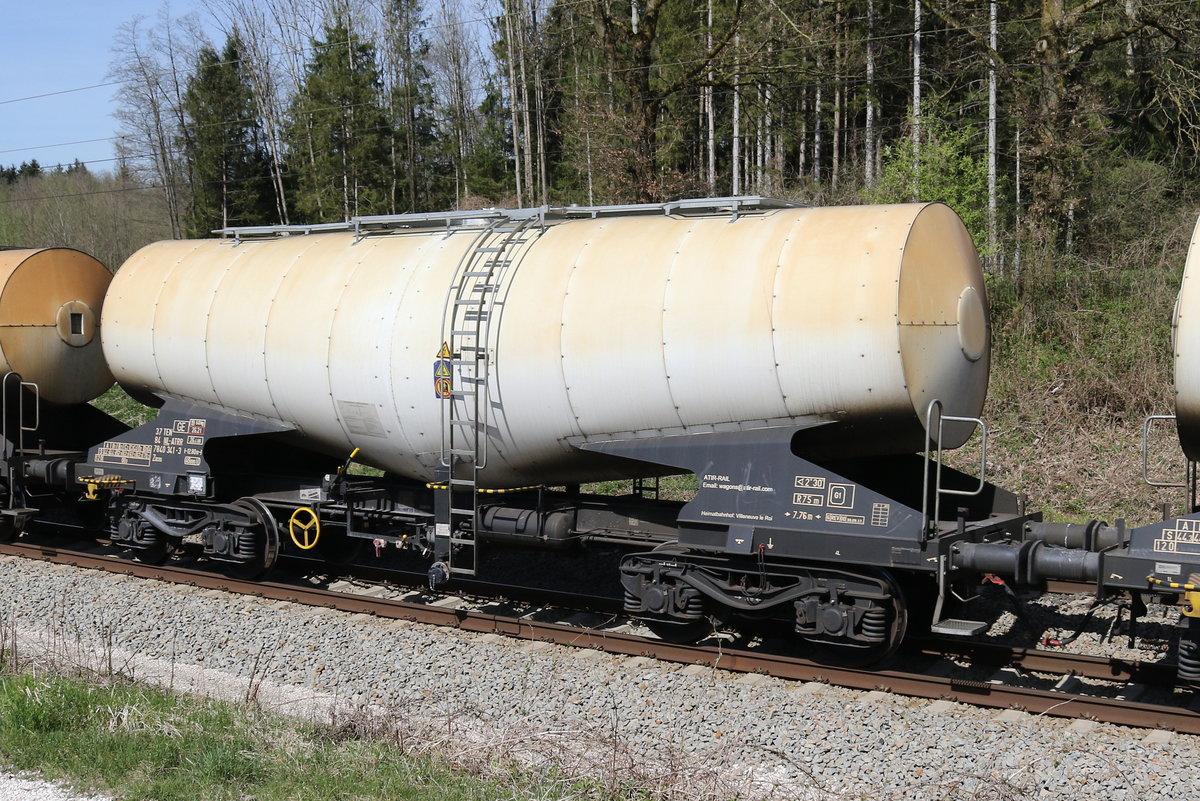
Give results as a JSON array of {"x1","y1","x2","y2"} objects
[{"x1": 0, "y1": 247, "x2": 112, "y2": 405}]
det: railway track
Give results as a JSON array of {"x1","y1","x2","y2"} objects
[{"x1": 0, "y1": 538, "x2": 1196, "y2": 734}]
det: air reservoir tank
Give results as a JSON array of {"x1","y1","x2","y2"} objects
[
  {"x1": 0, "y1": 247, "x2": 113, "y2": 405},
  {"x1": 101, "y1": 201, "x2": 990, "y2": 486}
]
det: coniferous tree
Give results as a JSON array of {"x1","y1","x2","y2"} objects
[
  {"x1": 464, "y1": 84, "x2": 517, "y2": 204},
  {"x1": 381, "y1": 0, "x2": 441, "y2": 211},
  {"x1": 287, "y1": 21, "x2": 394, "y2": 221},
  {"x1": 182, "y1": 33, "x2": 276, "y2": 235}
]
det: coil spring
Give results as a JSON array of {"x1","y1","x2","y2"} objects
[
  {"x1": 1180, "y1": 580, "x2": 1200, "y2": 688},
  {"x1": 859, "y1": 606, "x2": 888, "y2": 643},
  {"x1": 234, "y1": 531, "x2": 258, "y2": 560},
  {"x1": 679, "y1": 590, "x2": 704, "y2": 619},
  {"x1": 1180, "y1": 636, "x2": 1200, "y2": 687}
]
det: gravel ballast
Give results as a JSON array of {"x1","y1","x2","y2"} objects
[
  {"x1": 0, "y1": 772, "x2": 111, "y2": 801},
  {"x1": 0, "y1": 555, "x2": 1196, "y2": 800}
]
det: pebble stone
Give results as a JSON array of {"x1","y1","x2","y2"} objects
[
  {"x1": 0, "y1": 555, "x2": 1198, "y2": 800},
  {"x1": 0, "y1": 772, "x2": 111, "y2": 801}
]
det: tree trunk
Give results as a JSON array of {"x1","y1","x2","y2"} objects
[
  {"x1": 912, "y1": 0, "x2": 922, "y2": 189},
  {"x1": 503, "y1": 1, "x2": 525, "y2": 206},
  {"x1": 987, "y1": 0, "x2": 998, "y2": 268},
  {"x1": 732, "y1": 33, "x2": 741, "y2": 195},
  {"x1": 706, "y1": 0, "x2": 715, "y2": 193},
  {"x1": 865, "y1": 0, "x2": 875, "y2": 189}
]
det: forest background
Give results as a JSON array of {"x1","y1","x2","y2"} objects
[{"x1": 2, "y1": 0, "x2": 1200, "y2": 522}]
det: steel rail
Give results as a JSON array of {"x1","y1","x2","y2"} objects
[
  {"x1": 919, "y1": 639, "x2": 1178, "y2": 685},
  {"x1": 1, "y1": 540, "x2": 1197, "y2": 733}
]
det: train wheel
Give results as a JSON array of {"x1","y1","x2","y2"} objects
[
  {"x1": 131, "y1": 536, "x2": 177, "y2": 565},
  {"x1": 637, "y1": 542, "x2": 713, "y2": 643},
  {"x1": 225, "y1": 498, "x2": 280, "y2": 580},
  {"x1": 644, "y1": 617, "x2": 713, "y2": 644},
  {"x1": 805, "y1": 569, "x2": 908, "y2": 668}
]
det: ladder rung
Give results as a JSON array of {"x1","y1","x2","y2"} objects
[
  {"x1": 449, "y1": 567, "x2": 477, "y2": 575},
  {"x1": 454, "y1": 298, "x2": 483, "y2": 306},
  {"x1": 449, "y1": 390, "x2": 475, "y2": 398},
  {"x1": 450, "y1": 419, "x2": 479, "y2": 427},
  {"x1": 463, "y1": 271, "x2": 495, "y2": 277},
  {"x1": 447, "y1": 478, "x2": 476, "y2": 486},
  {"x1": 469, "y1": 285, "x2": 498, "y2": 292},
  {"x1": 451, "y1": 329, "x2": 477, "y2": 337},
  {"x1": 458, "y1": 376, "x2": 485, "y2": 384},
  {"x1": 476, "y1": 246, "x2": 508, "y2": 252},
  {"x1": 450, "y1": 507, "x2": 476, "y2": 516},
  {"x1": 447, "y1": 448, "x2": 476, "y2": 457}
]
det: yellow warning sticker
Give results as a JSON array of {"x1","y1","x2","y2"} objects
[{"x1": 438, "y1": 342, "x2": 452, "y2": 359}]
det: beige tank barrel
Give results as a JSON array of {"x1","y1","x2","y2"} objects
[
  {"x1": 1175, "y1": 215, "x2": 1200, "y2": 459},
  {"x1": 102, "y1": 201, "x2": 989, "y2": 486},
  {"x1": 0, "y1": 248, "x2": 114, "y2": 405}
]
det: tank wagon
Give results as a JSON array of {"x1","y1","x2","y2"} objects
[
  {"x1": 12, "y1": 197, "x2": 1200, "y2": 672},
  {"x1": 0, "y1": 199, "x2": 1037, "y2": 659},
  {"x1": 0, "y1": 247, "x2": 125, "y2": 537},
  {"x1": 0, "y1": 247, "x2": 113, "y2": 405}
]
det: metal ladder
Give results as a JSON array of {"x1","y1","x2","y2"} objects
[
  {"x1": 436, "y1": 214, "x2": 541, "y2": 576},
  {"x1": 921, "y1": 398, "x2": 991, "y2": 636},
  {"x1": 0, "y1": 372, "x2": 40, "y2": 535}
]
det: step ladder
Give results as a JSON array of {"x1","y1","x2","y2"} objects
[
  {"x1": 435, "y1": 214, "x2": 542, "y2": 577},
  {"x1": 0, "y1": 372, "x2": 41, "y2": 535},
  {"x1": 922, "y1": 398, "x2": 991, "y2": 636}
]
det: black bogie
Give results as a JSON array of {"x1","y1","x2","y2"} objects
[{"x1": 621, "y1": 548, "x2": 906, "y2": 650}]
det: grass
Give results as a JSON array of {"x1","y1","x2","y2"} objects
[
  {"x1": 0, "y1": 668, "x2": 556, "y2": 801},
  {"x1": 92, "y1": 385, "x2": 156, "y2": 428},
  {"x1": 582, "y1": 473, "x2": 698, "y2": 502},
  {"x1": 953, "y1": 206, "x2": 1195, "y2": 525}
]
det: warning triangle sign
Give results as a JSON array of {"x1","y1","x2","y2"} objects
[
  {"x1": 437, "y1": 342, "x2": 452, "y2": 359},
  {"x1": 435, "y1": 361, "x2": 452, "y2": 377}
]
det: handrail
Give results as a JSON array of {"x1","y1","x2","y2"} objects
[
  {"x1": 216, "y1": 196, "x2": 801, "y2": 239},
  {"x1": 1143, "y1": 414, "x2": 1188, "y2": 488},
  {"x1": 921, "y1": 399, "x2": 989, "y2": 537},
  {"x1": 0, "y1": 372, "x2": 38, "y2": 511}
]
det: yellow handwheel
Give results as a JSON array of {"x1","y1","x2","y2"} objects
[{"x1": 288, "y1": 507, "x2": 321, "y2": 550}]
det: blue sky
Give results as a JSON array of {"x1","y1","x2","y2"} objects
[{"x1": 0, "y1": 1, "x2": 208, "y2": 173}]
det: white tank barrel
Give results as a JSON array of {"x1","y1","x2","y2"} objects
[
  {"x1": 0, "y1": 247, "x2": 113, "y2": 405},
  {"x1": 102, "y1": 201, "x2": 989, "y2": 486}
]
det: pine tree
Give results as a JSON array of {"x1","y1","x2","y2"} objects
[
  {"x1": 181, "y1": 33, "x2": 276, "y2": 236},
  {"x1": 381, "y1": 0, "x2": 441, "y2": 211},
  {"x1": 286, "y1": 22, "x2": 394, "y2": 222}
]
